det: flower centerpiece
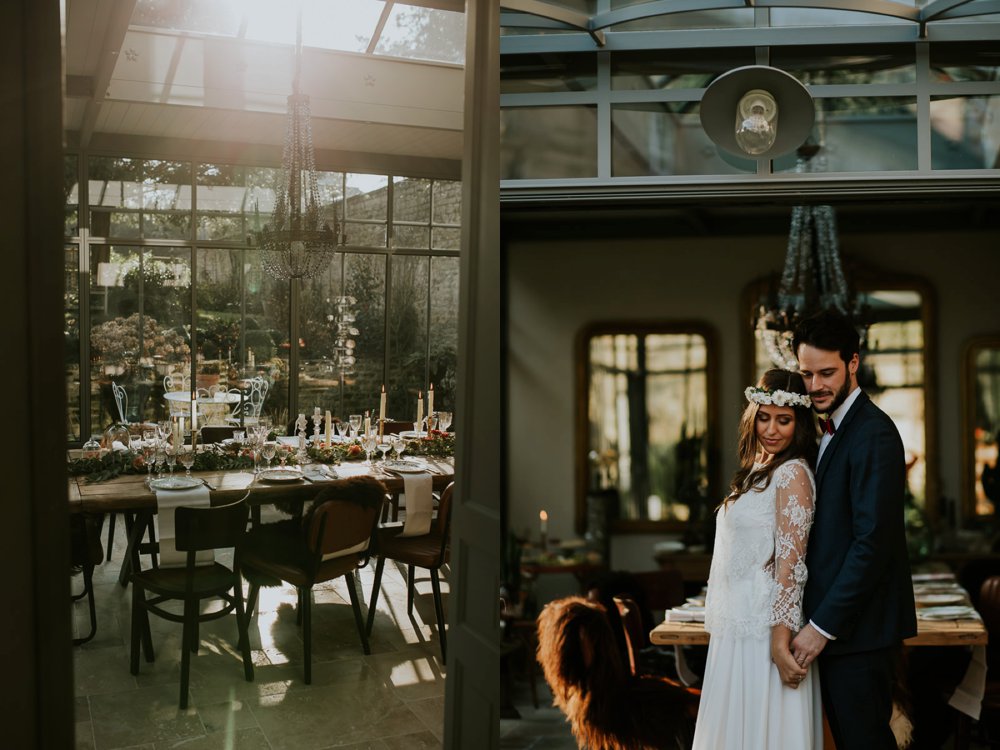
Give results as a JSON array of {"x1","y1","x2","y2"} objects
[{"x1": 403, "y1": 430, "x2": 455, "y2": 458}]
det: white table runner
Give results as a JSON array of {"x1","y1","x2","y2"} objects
[{"x1": 154, "y1": 485, "x2": 214, "y2": 568}]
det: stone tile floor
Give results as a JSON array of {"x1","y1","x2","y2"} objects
[{"x1": 72, "y1": 506, "x2": 447, "y2": 750}]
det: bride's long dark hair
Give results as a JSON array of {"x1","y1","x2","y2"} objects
[{"x1": 723, "y1": 369, "x2": 817, "y2": 505}]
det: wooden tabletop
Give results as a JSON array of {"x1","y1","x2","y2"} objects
[
  {"x1": 650, "y1": 616, "x2": 987, "y2": 647},
  {"x1": 69, "y1": 457, "x2": 455, "y2": 514}
]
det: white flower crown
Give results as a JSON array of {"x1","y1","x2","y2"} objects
[{"x1": 744, "y1": 385, "x2": 812, "y2": 409}]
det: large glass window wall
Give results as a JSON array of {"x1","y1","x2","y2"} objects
[
  {"x1": 66, "y1": 155, "x2": 461, "y2": 444},
  {"x1": 500, "y1": 25, "x2": 1000, "y2": 185}
]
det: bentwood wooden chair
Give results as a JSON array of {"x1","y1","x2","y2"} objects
[
  {"x1": 240, "y1": 476, "x2": 385, "y2": 684},
  {"x1": 130, "y1": 499, "x2": 253, "y2": 709},
  {"x1": 366, "y1": 482, "x2": 453, "y2": 663}
]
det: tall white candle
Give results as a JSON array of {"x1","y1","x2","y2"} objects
[
  {"x1": 379, "y1": 385, "x2": 387, "y2": 433},
  {"x1": 190, "y1": 391, "x2": 198, "y2": 433},
  {"x1": 416, "y1": 391, "x2": 423, "y2": 432},
  {"x1": 364, "y1": 411, "x2": 371, "y2": 436},
  {"x1": 325, "y1": 410, "x2": 332, "y2": 446},
  {"x1": 428, "y1": 383, "x2": 434, "y2": 421}
]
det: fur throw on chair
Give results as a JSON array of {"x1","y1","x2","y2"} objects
[
  {"x1": 536, "y1": 596, "x2": 698, "y2": 750},
  {"x1": 240, "y1": 476, "x2": 386, "y2": 587}
]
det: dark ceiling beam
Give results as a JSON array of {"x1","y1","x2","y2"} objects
[
  {"x1": 78, "y1": 0, "x2": 138, "y2": 149},
  {"x1": 64, "y1": 131, "x2": 462, "y2": 180},
  {"x1": 401, "y1": 0, "x2": 465, "y2": 11}
]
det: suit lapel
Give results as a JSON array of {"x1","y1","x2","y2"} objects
[{"x1": 816, "y1": 391, "x2": 869, "y2": 489}]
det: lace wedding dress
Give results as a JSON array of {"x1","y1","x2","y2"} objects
[{"x1": 691, "y1": 459, "x2": 822, "y2": 750}]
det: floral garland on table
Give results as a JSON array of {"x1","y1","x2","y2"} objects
[
  {"x1": 744, "y1": 386, "x2": 812, "y2": 409},
  {"x1": 306, "y1": 440, "x2": 366, "y2": 464},
  {"x1": 403, "y1": 430, "x2": 455, "y2": 458},
  {"x1": 67, "y1": 443, "x2": 299, "y2": 483}
]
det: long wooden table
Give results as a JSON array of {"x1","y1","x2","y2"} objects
[
  {"x1": 69, "y1": 457, "x2": 455, "y2": 586},
  {"x1": 650, "y1": 616, "x2": 987, "y2": 647}
]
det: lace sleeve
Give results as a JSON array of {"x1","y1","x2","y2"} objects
[{"x1": 769, "y1": 461, "x2": 815, "y2": 631}]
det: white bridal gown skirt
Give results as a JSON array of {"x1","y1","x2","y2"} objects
[{"x1": 691, "y1": 633, "x2": 823, "y2": 750}]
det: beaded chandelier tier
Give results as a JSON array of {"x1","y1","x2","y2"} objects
[
  {"x1": 253, "y1": 12, "x2": 338, "y2": 281},
  {"x1": 754, "y1": 155, "x2": 864, "y2": 370}
]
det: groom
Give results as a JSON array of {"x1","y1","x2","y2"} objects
[{"x1": 789, "y1": 310, "x2": 916, "y2": 750}]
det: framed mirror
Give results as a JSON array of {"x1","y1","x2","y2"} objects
[
  {"x1": 743, "y1": 268, "x2": 937, "y2": 519},
  {"x1": 963, "y1": 335, "x2": 1000, "y2": 520},
  {"x1": 575, "y1": 322, "x2": 718, "y2": 535}
]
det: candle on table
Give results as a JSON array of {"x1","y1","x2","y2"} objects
[
  {"x1": 379, "y1": 384, "x2": 387, "y2": 437},
  {"x1": 190, "y1": 391, "x2": 198, "y2": 434},
  {"x1": 416, "y1": 391, "x2": 423, "y2": 432},
  {"x1": 364, "y1": 411, "x2": 371, "y2": 437},
  {"x1": 428, "y1": 383, "x2": 434, "y2": 423},
  {"x1": 539, "y1": 510, "x2": 549, "y2": 550},
  {"x1": 325, "y1": 410, "x2": 332, "y2": 447}
]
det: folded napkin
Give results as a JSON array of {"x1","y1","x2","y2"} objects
[
  {"x1": 399, "y1": 473, "x2": 434, "y2": 537},
  {"x1": 949, "y1": 645, "x2": 987, "y2": 720},
  {"x1": 665, "y1": 607, "x2": 705, "y2": 623},
  {"x1": 155, "y1": 485, "x2": 214, "y2": 568}
]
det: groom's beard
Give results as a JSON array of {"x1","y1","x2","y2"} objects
[{"x1": 822, "y1": 371, "x2": 852, "y2": 416}]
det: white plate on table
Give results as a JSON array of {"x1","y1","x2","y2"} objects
[
  {"x1": 917, "y1": 605, "x2": 979, "y2": 620},
  {"x1": 258, "y1": 468, "x2": 304, "y2": 483},
  {"x1": 912, "y1": 572, "x2": 957, "y2": 583},
  {"x1": 385, "y1": 460, "x2": 426, "y2": 473},
  {"x1": 916, "y1": 593, "x2": 966, "y2": 607},
  {"x1": 149, "y1": 475, "x2": 203, "y2": 491},
  {"x1": 399, "y1": 430, "x2": 428, "y2": 439}
]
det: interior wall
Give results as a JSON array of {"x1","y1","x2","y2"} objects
[{"x1": 506, "y1": 227, "x2": 1000, "y2": 575}]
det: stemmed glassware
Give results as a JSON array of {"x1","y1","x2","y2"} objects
[
  {"x1": 437, "y1": 411, "x2": 452, "y2": 433},
  {"x1": 143, "y1": 440, "x2": 158, "y2": 486},
  {"x1": 262, "y1": 441, "x2": 277, "y2": 471},
  {"x1": 165, "y1": 446, "x2": 177, "y2": 480},
  {"x1": 179, "y1": 447, "x2": 195, "y2": 478},
  {"x1": 349, "y1": 414, "x2": 362, "y2": 438},
  {"x1": 154, "y1": 441, "x2": 167, "y2": 479},
  {"x1": 390, "y1": 435, "x2": 407, "y2": 463},
  {"x1": 376, "y1": 436, "x2": 392, "y2": 463},
  {"x1": 361, "y1": 432, "x2": 377, "y2": 465}
]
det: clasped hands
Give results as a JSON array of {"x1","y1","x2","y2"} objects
[{"x1": 771, "y1": 623, "x2": 828, "y2": 689}]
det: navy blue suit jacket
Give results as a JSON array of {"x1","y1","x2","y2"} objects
[{"x1": 803, "y1": 391, "x2": 917, "y2": 655}]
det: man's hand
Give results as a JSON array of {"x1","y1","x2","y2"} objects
[{"x1": 790, "y1": 623, "x2": 829, "y2": 668}]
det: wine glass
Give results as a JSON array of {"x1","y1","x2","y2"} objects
[
  {"x1": 143, "y1": 440, "x2": 158, "y2": 486},
  {"x1": 376, "y1": 436, "x2": 392, "y2": 463},
  {"x1": 361, "y1": 433, "x2": 377, "y2": 465},
  {"x1": 437, "y1": 411, "x2": 452, "y2": 433},
  {"x1": 179, "y1": 447, "x2": 195, "y2": 478},
  {"x1": 262, "y1": 441, "x2": 277, "y2": 470},
  {"x1": 349, "y1": 414, "x2": 362, "y2": 438},
  {"x1": 154, "y1": 441, "x2": 167, "y2": 478},
  {"x1": 165, "y1": 447, "x2": 177, "y2": 480},
  {"x1": 337, "y1": 420, "x2": 350, "y2": 440},
  {"x1": 391, "y1": 435, "x2": 407, "y2": 462}
]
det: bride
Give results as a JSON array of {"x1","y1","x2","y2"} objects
[{"x1": 692, "y1": 369, "x2": 822, "y2": 749}]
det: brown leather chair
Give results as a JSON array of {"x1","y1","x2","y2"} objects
[
  {"x1": 366, "y1": 482, "x2": 453, "y2": 662},
  {"x1": 200, "y1": 425, "x2": 239, "y2": 444},
  {"x1": 381, "y1": 419, "x2": 412, "y2": 435},
  {"x1": 129, "y1": 499, "x2": 254, "y2": 709},
  {"x1": 240, "y1": 477, "x2": 385, "y2": 684}
]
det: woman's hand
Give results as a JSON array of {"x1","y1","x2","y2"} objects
[{"x1": 771, "y1": 625, "x2": 807, "y2": 689}]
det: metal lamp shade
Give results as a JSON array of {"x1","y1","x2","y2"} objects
[{"x1": 700, "y1": 66, "x2": 815, "y2": 160}]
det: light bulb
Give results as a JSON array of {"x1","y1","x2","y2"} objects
[{"x1": 735, "y1": 89, "x2": 778, "y2": 156}]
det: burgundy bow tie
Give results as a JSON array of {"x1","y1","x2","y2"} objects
[{"x1": 818, "y1": 417, "x2": 836, "y2": 436}]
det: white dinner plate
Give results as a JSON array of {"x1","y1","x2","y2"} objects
[
  {"x1": 915, "y1": 593, "x2": 966, "y2": 607},
  {"x1": 912, "y1": 572, "x2": 957, "y2": 583},
  {"x1": 149, "y1": 475, "x2": 203, "y2": 491},
  {"x1": 258, "y1": 468, "x2": 304, "y2": 483},
  {"x1": 385, "y1": 460, "x2": 425, "y2": 473},
  {"x1": 916, "y1": 605, "x2": 979, "y2": 620},
  {"x1": 399, "y1": 431, "x2": 428, "y2": 439},
  {"x1": 276, "y1": 436, "x2": 300, "y2": 446}
]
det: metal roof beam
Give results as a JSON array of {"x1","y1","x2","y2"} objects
[{"x1": 78, "y1": 0, "x2": 138, "y2": 149}]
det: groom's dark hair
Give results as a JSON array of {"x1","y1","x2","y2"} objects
[{"x1": 792, "y1": 309, "x2": 860, "y2": 365}]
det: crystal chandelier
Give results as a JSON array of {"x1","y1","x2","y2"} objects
[
  {"x1": 325, "y1": 296, "x2": 358, "y2": 375},
  {"x1": 754, "y1": 156, "x2": 863, "y2": 371},
  {"x1": 253, "y1": 10, "x2": 338, "y2": 281}
]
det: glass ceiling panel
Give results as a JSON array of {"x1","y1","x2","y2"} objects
[
  {"x1": 375, "y1": 5, "x2": 466, "y2": 64},
  {"x1": 132, "y1": 0, "x2": 464, "y2": 63}
]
